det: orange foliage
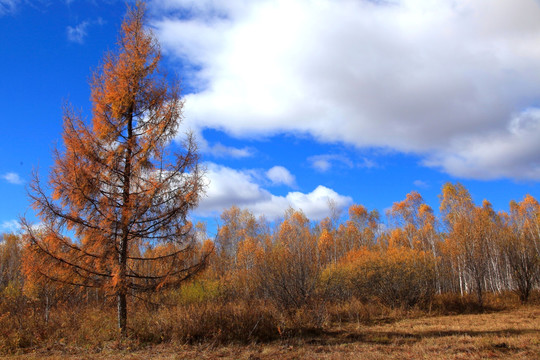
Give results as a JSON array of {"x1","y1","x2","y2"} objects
[{"x1": 21, "y1": 3, "x2": 208, "y2": 335}]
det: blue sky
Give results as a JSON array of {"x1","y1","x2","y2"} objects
[{"x1": 1, "y1": 0, "x2": 539, "y2": 234}]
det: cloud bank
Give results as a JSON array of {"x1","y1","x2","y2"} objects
[
  {"x1": 151, "y1": 0, "x2": 540, "y2": 180},
  {"x1": 197, "y1": 163, "x2": 352, "y2": 220}
]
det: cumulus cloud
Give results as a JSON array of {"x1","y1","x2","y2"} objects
[
  {"x1": 424, "y1": 108, "x2": 540, "y2": 180},
  {"x1": 1, "y1": 172, "x2": 23, "y2": 185},
  {"x1": 266, "y1": 165, "x2": 295, "y2": 186},
  {"x1": 197, "y1": 163, "x2": 352, "y2": 220},
  {"x1": 151, "y1": 0, "x2": 540, "y2": 180}
]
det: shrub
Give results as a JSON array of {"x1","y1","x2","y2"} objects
[{"x1": 321, "y1": 246, "x2": 437, "y2": 308}]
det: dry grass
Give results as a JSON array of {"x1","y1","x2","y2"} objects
[{"x1": 6, "y1": 305, "x2": 539, "y2": 360}]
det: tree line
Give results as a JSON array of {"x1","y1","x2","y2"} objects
[
  {"x1": 205, "y1": 185, "x2": 539, "y2": 310},
  {"x1": 1, "y1": 184, "x2": 539, "y2": 343}
]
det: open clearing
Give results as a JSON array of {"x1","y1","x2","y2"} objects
[{"x1": 7, "y1": 306, "x2": 540, "y2": 360}]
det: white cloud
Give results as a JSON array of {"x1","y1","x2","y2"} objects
[
  {"x1": 1, "y1": 172, "x2": 23, "y2": 185},
  {"x1": 151, "y1": 0, "x2": 540, "y2": 180},
  {"x1": 309, "y1": 157, "x2": 331, "y2": 173},
  {"x1": 308, "y1": 154, "x2": 353, "y2": 173},
  {"x1": 0, "y1": 220, "x2": 20, "y2": 233},
  {"x1": 67, "y1": 21, "x2": 89, "y2": 43},
  {"x1": 207, "y1": 143, "x2": 252, "y2": 158},
  {"x1": 200, "y1": 138, "x2": 253, "y2": 158},
  {"x1": 197, "y1": 162, "x2": 352, "y2": 220},
  {"x1": 413, "y1": 180, "x2": 428, "y2": 188},
  {"x1": 67, "y1": 18, "x2": 105, "y2": 44},
  {"x1": 266, "y1": 165, "x2": 295, "y2": 186},
  {"x1": 177, "y1": 120, "x2": 254, "y2": 159},
  {"x1": 424, "y1": 108, "x2": 540, "y2": 180},
  {"x1": 0, "y1": 0, "x2": 19, "y2": 15}
]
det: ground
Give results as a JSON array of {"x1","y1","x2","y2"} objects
[{"x1": 6, "y1": 306, "x2": 540, "y2": 360}]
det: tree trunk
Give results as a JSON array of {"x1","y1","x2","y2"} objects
[
  {"x1": 117, "y1": 107, "x2": 133, "y2": 337},
  {"x1": 118, "y1": 292, "x2": 127, "y2": 337},
  {"x1": 475, "y1": 275, "x2": 483, "y2": 307},
  {"x1": 45, "y1": 293, "x2": 50, "y2": 324}
]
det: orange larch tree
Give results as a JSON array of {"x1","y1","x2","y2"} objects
[{"x1": 21, "y1": 3, "x2": 207, "y2": 336}]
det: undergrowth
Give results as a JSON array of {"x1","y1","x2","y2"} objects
[{"x1": 1, "y1": 290, "x2": 538, "y2": 355}]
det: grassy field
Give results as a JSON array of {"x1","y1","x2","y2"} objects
[{"x1": 6, "y1": 305, "x2": 539, "y2": 360}]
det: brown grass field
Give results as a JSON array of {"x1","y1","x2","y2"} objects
[{"x1": 5, "y1": 305, "x2": 539, "y2": 360}]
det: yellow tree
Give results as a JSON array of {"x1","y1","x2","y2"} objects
[
  {"x1": 502, "y1": 195, "x2": 540, "y2": 302},
  {"x1": 214, "y1": 206, "x2": 266, "y2": 274},
  {"x1": 234, "y1": 236, "x2": 265, "y2": 298},
  {"x1": 440, "y1": 183, "x2": 497, "y2": 305},
  {"x1": 259, "y1": 209, "x2": 319, "y2": 308},
  {"x1": 317, "y1": 227, "x2": 334, "y2": 265},
  {"x1": 388, "y1": 191, "x2": 439, "y2": 254},
  {"x1": 0, "y1": 233, "x2": 22, "y2": 290},
  {"x1": 440, "y1": 182, "x2": 474, "y2": 296},
  {"x1": 334, "y1": 204, "x2": 379, "y2": 258},
  {"x1": 21, "y1": 3, "x2": 206, "y2": 336}
]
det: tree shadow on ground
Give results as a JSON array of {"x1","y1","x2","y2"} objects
[{"x1": 294, "y1": 327, "x2": 539, "y2": 350}]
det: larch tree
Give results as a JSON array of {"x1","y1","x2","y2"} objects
[{"x1": 21, "y1": 3, "x2": 207, "y2": 336}]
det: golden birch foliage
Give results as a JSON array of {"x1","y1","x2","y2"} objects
[
  {"x1": 440, "y1": 183, "x2": 499, "y2": 304},
  {"x1": 254, "y1": 210, "x2": 319, "y2": 308},
  {"x1": 388, "y1": 191, "x2": 439, "y2": 252},
  {"x1": 232, "y1": 237, "x2": 264, "y2": 297},
  {"x1": 511, "y1": 195, "x2": 540, "y2": 257},
  {"x1": 318, "y1": 228, "x2": 334, "y2": 264},
  {"x1": 348, "y1": 204, "x2": 379, "y2": 247},
  {"x1": 321, "y1": 245, "x2": 437, "y2": 307},
  {"x1": 387, "y1": 228, "x2": 407, "y2": 249},
  {"x1": 502, "y1": 195, "x2": 540, "y2": 302},
  {"x1": 332, "y1": 204, "x2": 379, "y2": 260},
  {"x1": 0, "y1": 234, "x2": 22, "y2": 289},
  {"x1": 214, "y1": 206, "x2": 267, "y2": 278},
  {"x1": 440, "y1": 182, "x2": 474, "y2": 226}
]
